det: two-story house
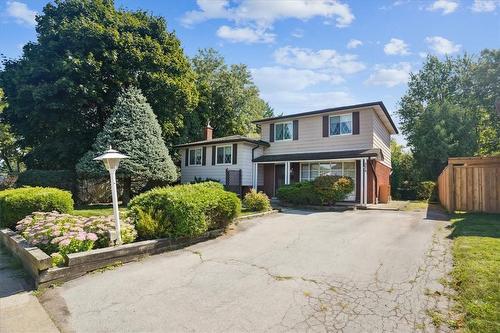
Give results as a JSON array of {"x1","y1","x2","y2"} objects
[{"x1": 175, "y1": 101, "x2": 398, "y2": 205}]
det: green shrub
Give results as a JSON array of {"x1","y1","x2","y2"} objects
[
  {"x1": 277, "y1": 176, "x2": 354, "y2": 206},
  {"x1": 0, "y1": 187, "x2": 74, "y2": 229},
  {"x1": 16, "y1": 170, "x2": 76, "y2": 192},
  {"x1": 243, "y1": 189, "x2": 271, "y2": 212},
  {"x1": 416, "y1": 181, "x2": 437, "y2": 201},
  {"x1": 313, "y1": 176, "x2": 354, "y2": 205},
  {"x1": 128, "y1": 182, "x2": 241, "y2": 239}
]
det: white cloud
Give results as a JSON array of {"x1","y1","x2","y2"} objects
[
  {"x1": 251, "y1": 66, "x2": 343, "y2": 93},
  {"x1": 216, "y1": 26, "x2": 275, "y2": 43},
  {"x1": 384, "y1": 38, "x2": 410, "y2": 55},
  {"x1": 291, "y1": 29, "x2": 304, "y2": 38},
  {"x1": 365, "y1": 62, "x2": 412, "y2": 87},
  {"x1": 427, "y1": 0, "x2": 459, "y2": 14},
  {"x1": 5, "y1": 1, "x2": 36, "y2": 26},
  {"x1": 347, "y1": 39, "x2": 362, "y2": 49},
  {"x1": 471, "y1": 0, "x2": 497, "y2": 12},
  {"x1": 418, "y1": 52, "x2": 428, "y2": 58},
  {"x1": 425, "y1": 36, "x2": 461, "y2": 54},
  {"x1": 260, "y1": 90, "x2": 355, "y2": 115},
  {"x1": 273, "y1": 46, "x2": 365, "y2": 74}
]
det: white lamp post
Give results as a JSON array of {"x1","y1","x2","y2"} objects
[{"x1": 94, "y1": 147, "x2": 129, "y2": 245}]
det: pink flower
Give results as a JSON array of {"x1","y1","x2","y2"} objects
[
  {"x1": 86, "y1": 233, "x2": 98, "y2": 241},
  {"x1": 76, "y1": 232, "x2": 86, "y2": 241},
  {"x1": 59, "y1": 238, "x2": 71, "y2": 247}
]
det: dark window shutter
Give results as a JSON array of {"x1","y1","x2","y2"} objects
[
  {"x1": 322, "y1": 116, "x2": 329, "y2": 137},
  {"x1": 232, "y1": 144, "x2": 238, "y2": 164},
  {"x1": 202, "y1": 146, "x2": 206, "y2": 166},
  {"x1": 211, "y1": 146, "x2": 216, "y2": 165},
  {"x1": 352, "y1": 112, "x2": 360, "y2": 135},
  {"x1": 293, "y1": 120, "x2": 299, "y2": 140},
  {"x1": 269, "y1": 123, "x2": 274, "y2": 142},
  {"x1": 185, "y1": 148, "x2": 189, "y2": 166}
]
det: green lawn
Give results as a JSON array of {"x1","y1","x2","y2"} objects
[
  {"x1": 448, "y1": 212, "x2": 500, "y2": 333},
  {"x1": 72, "y1": 204, "x2": 127, "y2": 217}
]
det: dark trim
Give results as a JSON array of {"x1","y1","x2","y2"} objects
[
  {"x1": 232, "y1": 143, "x2": 238, "y2": 164},
  {"x1": 322, "y1": 115, "x2": 329, "y2": 137},
  {"x1": 355, "y1": 160, "x2": 361, "y2": 203},
  {"x1": 202, "y1": 146, "x2": 207, "y2": 166},
  {"x1": 176, "y1": 137, "x2": 270, "y2": 148},
  {"x1": 269, "y1": 123, "x2": 275, "y2": 142},
  {"x1": 293, "y1": 120, "x2": 298, "y2": 140},
  {"x1": 185, "y1": 148, "x2": 188, "y2": 167},
  {"x1": 211, "y1": 146, "x2": 216, "y2": 165},
  {"x1": 352, "y1": 111, "x2": 360, "y2": 135},
  {"x1": 253, "y1": 149, "x2": 381, "y2": 163},
  {"x1": 253, "y1": 101, "x2": 398, "y2": 134}
]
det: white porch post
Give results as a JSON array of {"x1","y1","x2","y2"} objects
[
  {"x1": 285, "y1": 162, "x2": 291, "y2": 185},
  {"x1": 363, "y1": 158, "x2": 368, "y2": 205},
  {"x1": 359, "y1": 159, "x2": 364, "y2": 205},
  {"x1": 252, "y1": 163, "x2": 258, "y2": 189}
]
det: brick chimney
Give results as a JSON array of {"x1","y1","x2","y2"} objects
[{"x1": 203, "y1": 121, "x2": 213, "y2": 140}]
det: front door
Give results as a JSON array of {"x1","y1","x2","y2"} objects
[{"x1": 275, "y1": 164, "x2": 286, "y2": 195}]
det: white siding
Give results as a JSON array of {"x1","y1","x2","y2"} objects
[
  {"x1": 260, "y1": 109, "x2": 374, "y2": 155},
  {"x1": 180, "y1": 142, "x2": 256, "y2": 186},
  {"x1": 372, "y1": 113, "x2": 392, "y2": 168}
]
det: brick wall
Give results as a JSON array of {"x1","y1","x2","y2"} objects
[{"x1": 367, "y1": 160, "x2": 391, "y2": 204}]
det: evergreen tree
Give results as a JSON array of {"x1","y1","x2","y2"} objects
[{"x1": 77, "y1": 87, "x2": 176, "y2": 204}]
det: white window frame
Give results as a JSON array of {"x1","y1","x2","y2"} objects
[
  {"x1": 216, "y1": 145, "x2": 233, "y2": 165},
  {"x1": 274, "y1": 121, "x2": 293, "y2": 142},
  {"x1": 329, "y1": 113, "x2": 353, "y2": 136},
  {"x1": 188, "y1": 147, "x2": 203, "y2": 166}
]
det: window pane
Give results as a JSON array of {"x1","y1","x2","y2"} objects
[
  {"x1": 301, "y1": 164, "x2": 310, "y2": 181},
  {"x1": 340, "y1": 115, "x2": 352, "y2": 134},
  {"x1": 330, "y1": 116, "x2": 340, "y2": 135},
  {"x1": 311, "y1": 164, "x2": 319, "y2": 179},
  {"x1": 320, "y1": 163, "x2": 331, "y2": 176},
  {"x1": 283, "y1": 123, "x2": 292, "y2": 139},
  {"x1": 217, "y1": 147, "x2": 224, "y2": 164},
  {"x1": 275, "y1": 124, "x2": 283, "y2": 140},
  {"x1": 195, "y1": 149, "x2": 202, "y2": 164},
  {"x1": 189, "y1": 150, "x2": 195, "y2": 165},
  {"x1": 224, "y1": 146, "x2": 232, "y2": 164},
  {"x1": 331, "y1": 163, "x2": 342, "y2": 176}
]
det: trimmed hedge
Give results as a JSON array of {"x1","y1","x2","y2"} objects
[
  {"x1": 16, "y1": 170, "x2": 76, "y2": 191},
  {"x1": 0, "y1": 187, "x2": 74, "y2": 229},
  {"x1": 277, "y1": 176, "x2": 354, "y2": 206},
  {"x1": 243, "y1": 189, "x2": 271, "y2": 212},
  {"x1": 416, "y1": 181, "x2": 437, "y2": 201},
  {"x1": 128, "y1": 182, "x2": 241, "y2": 239}
]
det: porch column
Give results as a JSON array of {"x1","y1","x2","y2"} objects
[
  {"x1": 359, "y1": 159, "x2": 364, "y2": 205},
  {"x1": 363, "y1": 158, "x2": 368, "y2": 205},
  {"x1": 285, "y1": 162, "x2": 291, "y2": 185},
  {"x1": 252, "y1": 163, "x2": 258, "y2": 189}
]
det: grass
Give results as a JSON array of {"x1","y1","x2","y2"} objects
[
  {"x1": 401, "y1": 200, "x2": 429, "y2": 211},
  {"x1": 448, "y1": 212, "x2": 500, "y2": 333},
  {"x1": 72, "y1": 204, "x2": 127, "y2": 217}
]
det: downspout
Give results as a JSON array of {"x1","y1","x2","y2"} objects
[{"x1": 368, "y1": 157, "x2": 378, "y2": 204}]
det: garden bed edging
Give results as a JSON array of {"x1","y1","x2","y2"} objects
[{"x1": 0, "y1": 228, "x2": 224, "y2": 288}]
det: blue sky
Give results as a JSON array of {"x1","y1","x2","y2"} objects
[{"x1": 1, "y1": 0, "x2": 499, "y2": 144}]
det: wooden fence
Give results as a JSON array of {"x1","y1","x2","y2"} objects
[{"x1": 437, "y1": 157, "x2": 500, "y2": 213}]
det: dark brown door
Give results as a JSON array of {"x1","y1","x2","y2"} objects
[
  {"x1": 275, "y1": 164, "x2": 286, "y2": 195},
  {"x1": 263, "y1": 164, "x2": 275, "y2": 197}
]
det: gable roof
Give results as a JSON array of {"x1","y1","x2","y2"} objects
[
  {"x1": 175, "y1": 135, "x2": 270, "y2": 148},
  {"x1": 253, "y1": 101, "x2": 398, "y2": 134}
]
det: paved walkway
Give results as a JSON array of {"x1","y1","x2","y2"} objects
[
  {"x1": 0, "y1": 246, "x2": 59, "y2": 333},
  {"x1": 40, "y1": 207, "x2": 453, "y2": 332}
]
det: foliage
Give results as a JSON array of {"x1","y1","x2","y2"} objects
[
  {"x1": 128, "y1": 182, "x2": 240, "y2": 239},
  {"x1": 0, "y1": 0, "x2": 197, "y2": 169},
  {"x1": 416, "y1": 181, "x2": 437, "y2": 201},
  {"x1": 76, "y1": 87, "x2": 177, "y2": 203},
  {"x1": 0, "y1": 187, "x2": 74, "y2": 229},
  {"x1": 390, "y1": 140, "x2": 418, "y2": 199},
  {"x1": 449, "y1": 212, "x2": 500, "y2": 333},
  {"x1": 184, "y1": 48, "x2": 273, "y2": 141},
  {"x1": 277, "y1": 177, "x2": 353, "y2": 206},
  {"x1": 0, "y1": 88, "x2": 25, "y2": 175},
  {"x1": 398, "y1": 51, "x2": 500, "y2": 180},
  {"x1": 242, "y1": 189, "x2": 271, "y2": 212},
  {"x1": 192, "y1": 177, "x2": 221, "y2": 184},
  {"x1": 313, "y1": 176, "x2": 354, "y2": 205},
  {"x1": 16, "y1": 170, "x2": 76, "y2": 192},
  {"x1": 16, "y1": 211, "x2": 137, "y2": 258}
]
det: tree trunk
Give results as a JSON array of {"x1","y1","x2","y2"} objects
[{"x1": 121, "y1": 177, "x2": 132, "y2": 206}]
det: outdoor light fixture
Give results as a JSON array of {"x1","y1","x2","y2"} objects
[{"x1": 94, "y1": 146, "x2": 129, "y2": 245}]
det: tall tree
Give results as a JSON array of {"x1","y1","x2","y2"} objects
[
  {"x1": 184, "y1": 48, "x2": 273, "y2": 141},
  {"x1": 390, "y1": 140, "x2": 417, "y2": 198},
  {"x1": 76, "y1": 87, "x2": 176, "y2": 204},
  {"x1": 0, "y1": 89, "x2": 26, "y2": 174},
  {"x1": 0, "y1": 0, "x2": 198, "y2": 169}
]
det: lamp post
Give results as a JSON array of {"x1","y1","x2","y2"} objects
[{"x1": 94, "y1": 147, "x2": 129, "y2": 245}]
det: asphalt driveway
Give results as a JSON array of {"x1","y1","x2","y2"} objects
[{"x1": 41, "y1": 207, "x2": 453, "y2": 333}]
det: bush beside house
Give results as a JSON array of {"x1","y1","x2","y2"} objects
[
  {"x1": 277, "y1": 176, "x2": 353, "y2": 206},
  {"x1": 128, "y1": 182, "x2": 241, "y2": 240},
  {"x1": 0, "y1": 187, "x2": 74, "y2": 229},
  {"x1": 243, "y1": 189, "x2": 271, "y2": 212}
]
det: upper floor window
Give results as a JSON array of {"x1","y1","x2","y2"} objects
[
  {"x1": 330, "y1": 114, "x2": 352, "y2": 136},
  {"x1": 189, "y1": 148, "x2": 202, "y2": 166},
  {"x1": 216, "y1": 145, "x2": 232, "y2": 165},
  {"x1": 275, "y1": 121, "x2": 293, "y2": 141}
]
